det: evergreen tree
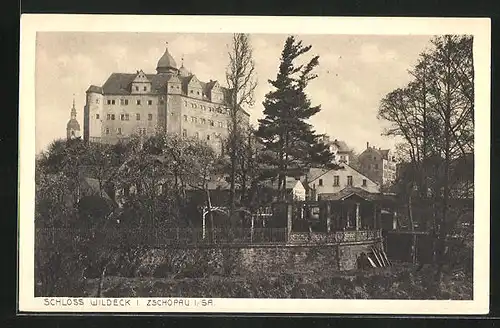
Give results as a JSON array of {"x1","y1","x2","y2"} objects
[{"x1": 255, "y1": 36, "x2": 334, "y2": 199}]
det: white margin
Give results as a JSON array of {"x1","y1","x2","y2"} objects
[{"x1": 18, "y1": 14, "x2": 491, "y2": 314}]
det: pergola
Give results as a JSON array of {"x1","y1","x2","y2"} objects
[{"x1": 284, "y1": 187, "x2": 398, "y2": 233}]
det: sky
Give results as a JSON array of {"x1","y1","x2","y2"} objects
[{"x1": 35, "y1": 32, "x2": 433, "y2": 154}]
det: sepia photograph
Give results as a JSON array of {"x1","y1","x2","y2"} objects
[{"x1": 18, "y1": 15, "x2": 490, "y2": 314}]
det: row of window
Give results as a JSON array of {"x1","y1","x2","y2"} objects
[
  {"x1": 182, "y1": 129, "x2": 220, "y2": 141},
  {"x1": 102, "y1": 99, "x2": 155, "y2": 106},
  {"x1": 183, "y1": 101, "x2": 228, "y2": 114},
  {"x1": 99, "y1": 113, "x2": 153, "y2": 121},
  {"x1": 105, "y1": 127, "x2": 147, "y2": 135},
  {"x1": 317, "y1": 176, "x2": 367, "y2": 187},
  {"x1": 183, "y1": 115, "x2": 227, "y2": 128}
]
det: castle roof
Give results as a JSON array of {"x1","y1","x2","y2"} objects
[
  {"x1": 156, "y1": 45, "x2": 177, "y2": 72},
  {"x1": 86, "y1": 85, "x2": 103, "y2": 94}
]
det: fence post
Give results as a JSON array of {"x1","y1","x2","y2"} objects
[{"x1": 251, "y1": 215, "x2": 254, "y2": 243}]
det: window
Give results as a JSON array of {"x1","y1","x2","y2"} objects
[
  {"x1": 184, "y1": 101, "x2": 187, "y2": 106},
  {"x1": 218, "y1": 121, "x2": 223, "y2": 128},
  {"x1": 182, "y1": 129, "x2": 187, "y2": 137},
  {"x1": 120, "y1": 114, "x2": 125, "y2": 121},
  {"x1": 120, "y1": 99, "x2": 125, "y2": 105},
  {"x1": 362, "y1": 179, "x2": 367, "y2": 187},
  {"x1": 136, "y1": 113, "x2": 140, "y2": 120},
  {"x1": 201, "y1": 118, "x2": 206, "y2": 124},
  {"x1": 107, "y1": 114, "x2": 111, "y2": 120},
  {"x1": 375, "y1": 164, "x2": 379, "y2": 169},
  {"x1": 159, "y1": 100, "x2": 165, "y2": 105},
  {"x1": 195, "y1": 132, "x2": 199, "y2": 139},
  {"x1": 143, "y1": 86, "x2": 147, "y2": 91},
  {"x1": 105, "y1": 128, "x2": 110, "y2": 135},
  {"x1": 135, "y1": 86, "x2": 139, "y2": 91},
  {"x1": 125, "y1": 113, "x2": 129, "y2": 121},
  {"x1": 190, "y1": 90, "x2": 193, "y2": 94},
  {"x1": 96, "y1": 114, "x2": 100, "y2": 119},
  {"x1": 111, "y1": 100, "x2": 115, "y2": 105},
  {"x1": 137, "y1": 99, "x2": 141, "y2": 105},
  {"x1": 111, "y1": 114, "x2": 115, "y2": 120},
  {"x1": 148, "y1": 100, "x2": 153, "y2": 106},
  {"x1": 197, "y1": 91, "x2": 200, "y2": 95},
  {"x1": 183, "y1": 115, "x2": 188, "y2": 121},
  {"x1": 148, "y1": 113, "x2": 153, "y2": 121},
  {"x1": 125, "y1": 99, "x2": 129, "y2": 105},
  {"x1": 210, "y1": 120, "x2": 214, "y2": 127},
  {"x1": 347, "y1": 176, "x2": 353, "y2": 186},
  {"x1": 117, "y1": 128, "x2": 122, "y2": 135},
  {"x1": 333, "y1": 176, "x2": 339, "y2": 186},
  {"x1": 206, "y1": 135, "x2": 210, "y2": 141},
  {"x1": 192, "y1": 117, "x2": 197, "y2": 123},
  {"x1": 96, "y1": 99, "x2": 99, "y2": 104},
  {"x1": 107, "y1": 100, "x2": 111, "y2": 105},
  {"x1": 319, "y1": 179, "x2": 323, "y2": 186}
]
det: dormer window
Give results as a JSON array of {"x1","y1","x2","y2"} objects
[
  {"x1": 143, "y1": 86, "x2": 147, "y2": 91},
  {"x1": 135, "y1": 86, "x2": 139, "y2": 91}
]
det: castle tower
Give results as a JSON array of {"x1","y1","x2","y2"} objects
[
  {"x1": 66, "y1": 97, "x2": 81, "y2": 140},
  {"x1": 156, "y1": 42, "x2": 178, "y2": 75}
]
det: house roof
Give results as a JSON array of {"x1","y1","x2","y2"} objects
[
  {"x1": 263, "y1": 176, "x2": 304, "y2": 190},
  {"x1": 361, "y1": 147, "x2": 391, "y2": 160},
  {"x1": 81, "y1": 177, "x2": 113, "y2": 202},
  {"x1": 305, "y1": 163, "x2": 378, "y2": 185},
  {"x1": 332, "y1": 139, "x2": 350, "y2": 152}
]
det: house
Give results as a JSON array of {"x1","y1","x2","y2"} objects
[
  {"x1": 303, "y1": 164, "x2": 379, "y2": 201},
  {"x1": 358, "y1": 142, "x2": 397, "y2": 188},
  {"x1": 318, "y1": 135, "x2": 351, "y2": 164},
  {"x1": 264, "y1": 176, "x2": 307, "y2": 201}
]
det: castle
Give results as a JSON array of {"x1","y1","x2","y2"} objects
[{"x1": 78, "y1": 42, "x2": 249, "y2": 152}]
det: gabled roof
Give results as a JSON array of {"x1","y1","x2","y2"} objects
[
  {"x1": 81, "y1": 177, "x2": 113, "y2": 202},
  {"x1": 319, "y1": 186, "x2": 394, "y2": 202},
  {"x1": 263, "y1": 176, "x2": 304, "y2": 190},
  {"x1": 360, "y1": 147, "x2": 391, "y2": 160},
  {"x1": 304, "y1": 163, "x2": 379, "y2": 186},
  {"x1": 332, "y1": 139, "x2": 350, "y2": 152}
]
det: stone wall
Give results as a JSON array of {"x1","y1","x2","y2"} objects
[{"x1": 131, "y1": 239, "x2": 383, "y2": 278}]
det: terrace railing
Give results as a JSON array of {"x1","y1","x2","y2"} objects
[
  {"x1": 35, "y1": 227, "x2": 288, "y2": 248},
  {"x1": 288, "y1": 229, "x2": 383, "y2": 244}
]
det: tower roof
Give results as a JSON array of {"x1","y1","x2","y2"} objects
[
  {"x1": 67, "y1": 119, "x2": 81, "y2": 130},
  {"x1": 156, "y1": 43, "x2": 177, "y2": 73}
]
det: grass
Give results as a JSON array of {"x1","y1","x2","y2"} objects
[{"x1": 82, "y1": 262, "x2": 472, "y2": 299}]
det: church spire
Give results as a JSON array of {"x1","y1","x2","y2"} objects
[
  {"x1": 71, "y1": 94, "x2": 77, "y2": 119},
  {"x1": 67, "y1": 95, "x2": 81, "y2": 140}
]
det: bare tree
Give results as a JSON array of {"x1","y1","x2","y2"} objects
[{"x1": 225, "y1": 33, "x2": 257, "y2": 218}]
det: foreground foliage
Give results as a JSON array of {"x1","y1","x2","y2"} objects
[{"x1": 85, "y1": 264, "x2": 472, "y2": 300}]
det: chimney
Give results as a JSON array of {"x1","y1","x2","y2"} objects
[{"x1": 366, "y1": 142, "x2": 369, "y2": 149}]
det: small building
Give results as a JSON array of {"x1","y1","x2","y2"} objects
[
  {"x1": 304, "y1": 164, "x2": 379, "y2": 201},
  {"x1": 264, "y1": 176, "x2": 306, "y2": 201},
  {"x1": 318, "y1": 135, "x2": 351, "y2": 164}
]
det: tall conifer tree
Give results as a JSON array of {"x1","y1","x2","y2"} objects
[{"x1": 255, "y1": 36, "x2": 334, "y2": 199}]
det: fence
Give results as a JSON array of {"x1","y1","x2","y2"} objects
[
  {"x1": 35, "y1": 227, "x2": 288, "y2": 248},
  {"x1": 288, "y1": 229, "x2": 383, "y2": 244}
]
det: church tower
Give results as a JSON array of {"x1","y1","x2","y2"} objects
[{"x1": 66, "y1": 97, "x2": 81, "y2": 140}]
